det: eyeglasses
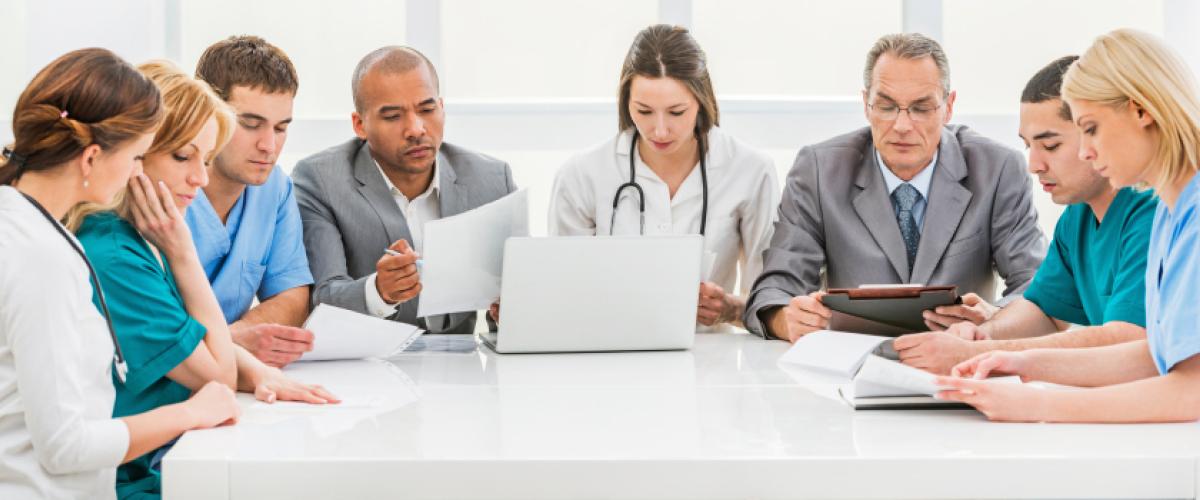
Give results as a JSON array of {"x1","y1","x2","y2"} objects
[{"x1": 867, "y1": 101, "x2": 943, "y2": 122}]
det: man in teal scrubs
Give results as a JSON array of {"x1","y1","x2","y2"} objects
[
  {"x1": 894, "y1": 56, "x2": 1155, "y2": 375},
  {"x1": 186, "y1": 36, "x2": 315, "y2": 367}
]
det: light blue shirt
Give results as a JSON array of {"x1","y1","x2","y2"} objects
[
  {"x1": 876, "y1": 150, "x2": 937, "y2": 228},
  {"x1": 184, "y1": 165, "x2": 314, "y2": 324},
  {"x1": 1146, "y1": 172, "x2": 1200, "y2": 374}
]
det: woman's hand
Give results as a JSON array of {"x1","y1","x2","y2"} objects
[
  {"x1": 933, "y1": 376, "x2": 1054, "y2": 422},
  {"x1": 127, "y1": 174, "x2": 195, "y2": 259},
  {"x1": 250, "y1": 364, "x2": 340, "y2": 405},
  {"x1": 697, "y1": 282, "x2": 742, "y2": 326},
  {"x1": 183, "y1": 380, "x2": 241, "y2": 429}
]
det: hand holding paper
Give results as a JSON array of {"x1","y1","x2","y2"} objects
[{"x1": 417, "y1": 188, "x2": 529, "y2": 318}]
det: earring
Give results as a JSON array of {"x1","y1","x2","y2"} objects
[{"x1": 83, "y1": 178, "x2": 89, "y2": 189}]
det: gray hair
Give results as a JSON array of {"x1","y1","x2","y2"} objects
[
  {"x1": 351, "y1": 46, "x2": 440, "y2": 113},
  {"x1": 863, "y1": 33, "x2": 950, "y2": 96}
]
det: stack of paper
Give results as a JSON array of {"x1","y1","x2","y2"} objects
[{"x1": 300, "y1": 304, "x2": 424, "y2": 361}]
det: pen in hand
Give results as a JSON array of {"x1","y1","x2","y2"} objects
[{"x1": 384, "y1": 248, "x2": 424, "y2": 271}]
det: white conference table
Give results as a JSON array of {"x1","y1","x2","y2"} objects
[{"x1": 164, "y1": 333, "x2": 1200, "y2": 499}]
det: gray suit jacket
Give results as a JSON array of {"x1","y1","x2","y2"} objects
[
  {"x1": 744, "y1": 125, "x2": 1047, "y2": 338},
  {"x1": 292, "y1": 138, "x2": 517, "y2": 335}
]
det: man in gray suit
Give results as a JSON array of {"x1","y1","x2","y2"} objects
[
  {"x1": 745, "y1": 33, "x2": 1047, "y2": 342},
  {"x1": 293, "y1": 46, "x2": 516, "y2": 335}
]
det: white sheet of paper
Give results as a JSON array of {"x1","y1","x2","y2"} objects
[
  {"x1": 701, "y1": 251, "x2": 717, "y2": 282},
  {"x1": 777, "y1": 330, "x2": 890, "y2": 378},
  {"x1": 301, "y1": 304, "x2": 424, "y2": 361},
  {"x1": 417, "y1": 189, "x2": 529, "y2": 317},
  {"x1": 851, "y1": 354, "x2": 944, "y2": 397}
]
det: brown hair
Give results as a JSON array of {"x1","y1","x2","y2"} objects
[
  {"x1": 0, "y1": 48, "x2": 163, "y2": 186},
  {"x1": 65, "y1": 61, "x2": 236, "y2": 231},
  {"x1": 194, "y1": 35, "x2": 298, "y2": 100},
  {"x1": 618, "y1": 24, "x2": 719, "y2": 154}
]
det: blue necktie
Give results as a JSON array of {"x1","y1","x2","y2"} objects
[{"x1": 892, "y1": 183, "x2": 921, "y2": 274}]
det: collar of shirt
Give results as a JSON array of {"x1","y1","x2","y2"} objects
[
  {"x1": 875, "y1": 149, "x2": 937, "y2": 200},
  {"x1": 373, "y1": 158, "x2": 440, "y2": 208}
]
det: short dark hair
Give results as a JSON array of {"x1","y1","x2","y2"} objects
[
  {"x1": 194, "y1": 35, "x2": 298, "y2": 100},
  {"x1": 1021, "y1": 55, "x2": 1079, "y2": 121},
  {"x1": 351, "y1": 46, "x2": 440, "y2": 113}
]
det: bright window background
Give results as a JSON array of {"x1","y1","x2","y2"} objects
[
  {"x1": 693, "y1": 0, "x2": 902, "y2": 96},
  {"x1": 441, "y1": 0, "x2": 656, "y2": 99},
  {"x1": 944, "y1": 0, "x2": 1164, "y2": 115},
  {"x1": 179, "y1": 0, "x2": 408, "y2": 119},
  {"x1": 2, "y1": 0, "x2": 1197, "y2": 243}
]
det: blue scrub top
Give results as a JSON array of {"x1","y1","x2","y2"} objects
[
  {"x1": 184, "y1": 165, "x2": 313, "y2": 324},
  {"x1": 77, "y1": 212, "x2": 207, "y2": 500},
  {"x1": 1147, "y1": 172, "x2": 1200, "y2": 375},
  {"x1": 1023, "y1": 187, "x2": 1156, "y2": 326}
]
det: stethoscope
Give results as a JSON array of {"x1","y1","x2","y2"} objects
[
  {"x1": 21, "y1": 192, "x2": 128, "y2": 384},
  {"x1": 610, "y1": 130, "x2": 708, "y2": 236}
]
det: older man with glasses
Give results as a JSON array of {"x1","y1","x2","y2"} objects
[{"x1": 744, "y1": 33, "x2": 1047, "y2": 343}]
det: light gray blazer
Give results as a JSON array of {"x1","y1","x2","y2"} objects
[
  {"x1": 744, "y1": 125, "x2": 1047, "y2": 338},
  {"x1": 292, "y1": 138, "x2": 517, "y2": 335}
]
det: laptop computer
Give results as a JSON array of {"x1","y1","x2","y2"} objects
[{"x1": 480, "y1": 235, "x2": 702, "y2": 353}]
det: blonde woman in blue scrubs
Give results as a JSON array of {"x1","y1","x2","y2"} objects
[{"x1": 936, "y1": 29, "x2": 1200, "y2": 422}]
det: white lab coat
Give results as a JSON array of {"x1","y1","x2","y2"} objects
[
  {"x1": 548, "y1": 127, "x2": 780, "y2": 332},
  {"x1": 0, "y1": 186, "x2": 128, "y2": 499}
]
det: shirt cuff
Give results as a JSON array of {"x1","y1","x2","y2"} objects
[{"x1": 364, "y1": 273, "x2": 399, "y2": 318}]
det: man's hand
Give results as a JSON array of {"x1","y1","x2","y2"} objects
[
  {"x1": 767, "y1": 292, "x2": 831, "y2": 342},
  {"x1": 376, "y1": 239, "x2": 421, "y2": 305},
  {"x1": 922, "y1": 293, "x2": 998, "y2": 330},
  {"x1": 893, "y1": 331, "x2": 990, "y2": 375},
  {"x1": 231, "y1": 323, "x2": 314, "y2": 368}
]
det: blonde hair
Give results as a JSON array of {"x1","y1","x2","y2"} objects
[
  {"x1": 66, "y1": 60, "x2": 235, "y2": 231},
  {"x1": 1062, "y1": 28, "x2": 1200, "y2": 191}
]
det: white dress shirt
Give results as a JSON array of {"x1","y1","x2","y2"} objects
[
  {"x1": 0, "y1": 186, "x2": 129, "y2": 500},
  {"x1": 364, "y1": 161, "x2": 442, "y2": 317},
  {"x1": 549, "y1": 127, "x2": 779, "y2": 332}
]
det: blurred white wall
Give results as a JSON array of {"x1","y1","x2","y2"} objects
[{"x1": 2, "y1": 0, "x2": 1197, "y2": 240}]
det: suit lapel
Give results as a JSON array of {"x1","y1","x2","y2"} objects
[
  {"x1": 437, "y1": 151, "x2": 469, "y2": 218},
  {"x1": 910, "y1": 128, "x2": 972, "y2": 285},
  {"x1": 352, "y1": 141, "x2": 412, "y2": 245},
  {"x1": 852, "y1": 146, "x2": 910, "y2": 280}
]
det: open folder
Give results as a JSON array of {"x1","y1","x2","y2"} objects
[
  {"x1": 778, "y1": 330, "x2": 1018, "y2": 410},
  {"x1": 824, "y1": 285, "x2": 960, "y2": 336}
]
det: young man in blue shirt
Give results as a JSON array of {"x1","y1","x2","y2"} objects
[
  {"x1": 895, "y1": 56, "x2": 1156, "y2": 375},
  {"x1": 187, "y1": 36, "x2": 315, "y2": 367}
]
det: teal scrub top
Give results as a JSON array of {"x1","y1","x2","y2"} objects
[
  {"x1": 1023, "y1": 188, "x2": 1156, "y2": 326},
  {"x1": 76, "y1": 212, "x2": 207, "y2": 500}
]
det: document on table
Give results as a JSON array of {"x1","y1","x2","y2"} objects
[
  {"x1": 777, "y1": 329, "x2": 893, "y2": 378},
  {"x1": 300, "y1": 304, "x2": 424, "y2": 361},
  {"x1": 417, "y1": 188, "x2": 529, "y2": 318}
]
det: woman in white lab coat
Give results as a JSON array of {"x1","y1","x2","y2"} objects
[
  {"x1": 548, "y1": 24, "x2": 779, "y2": 332},
  {"x1": 0, "y1": 49, "x2": 239, "y2": 500}
]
